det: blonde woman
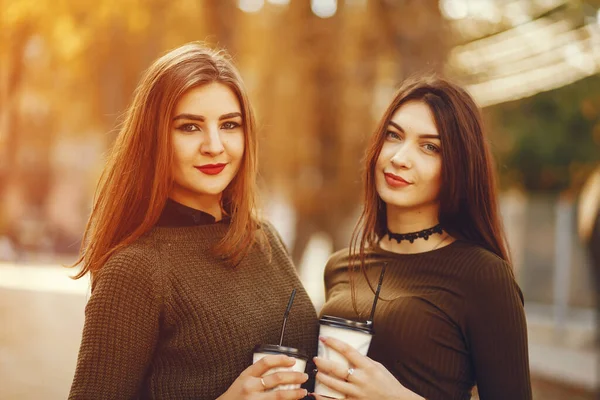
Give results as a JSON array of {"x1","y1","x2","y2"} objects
[{"x1": 69, "y1": 43, "x2": 317, "y2": 400}]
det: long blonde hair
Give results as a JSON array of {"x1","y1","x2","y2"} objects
[{"x1": 70, "y1": 42, "x2": 262, "y2": 282}]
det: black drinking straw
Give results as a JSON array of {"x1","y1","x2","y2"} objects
[
  {"x1": 279, "y1": 289, "x2": 297, "y2": 346},
  {"x1": 368, "y1": 263, "x2": 387, "y2": 325}
]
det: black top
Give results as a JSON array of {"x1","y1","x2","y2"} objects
[
  {"x1": 320, "y1": 241, "x2": 532, "y2": 400},
  {"x1": 156, "y1": 199, "x2": 229, "y2": 227}
]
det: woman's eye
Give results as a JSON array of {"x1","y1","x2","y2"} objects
[
  {"x1": 222, "y1": 121, "x2": 240, "y2": 130},
  {"x1": 386, "y1": 131, "x2": 401, "y2": 140},
  {"x1": 177, "y1": 123, "x2": 200, "y2": 132},
  {"x1": 424, "y1": 143, "x2": 440, "y2": 153}
]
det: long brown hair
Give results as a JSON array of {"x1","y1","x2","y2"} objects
[
  {"x1": 70, "y1": 42, "x2": 262, "y2": 282},
  {"x1": 350, "y1": 75, "x2": 511, "y2": 306}
]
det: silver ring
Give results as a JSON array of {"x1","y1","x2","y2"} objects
[
  {"x1": 346, "y1": 367, "x2": 355, "y2": 381},
  {"x1": 260, "y1": 377, "x2": 267, "y2": 391}
]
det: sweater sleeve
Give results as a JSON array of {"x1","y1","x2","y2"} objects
[
  {"x1": 69, "y1": 250, "x2": 162, "y2": 400},
  {"x1": 262, "y1": 220, "x2": 291, "y2": 255},
  {"x1": 466, "y1": 259, "x2": 532, "y2": 400}
]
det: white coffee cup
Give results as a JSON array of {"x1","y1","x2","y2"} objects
[
  {"x1": 314, "y1": 316, "x2": 373, "y2": 399},
  {"x1": 253, "y1": 344, "x2": 309, "y2": 391}
]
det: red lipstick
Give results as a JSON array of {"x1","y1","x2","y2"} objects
[
  {"x1": 195, "y1": 163, "x2": 227, "y2": 175},
  {"x1": 384, "y1": 172, "x2": 412, "y2": 188}
]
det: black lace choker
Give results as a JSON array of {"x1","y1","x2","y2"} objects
[{"x1": 385, "y1": 224, "x2": 444, "y2": 244}]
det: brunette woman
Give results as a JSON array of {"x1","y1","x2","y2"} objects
[{"x1": 313, "y1": 76, "x2": 532, "y2": 400}]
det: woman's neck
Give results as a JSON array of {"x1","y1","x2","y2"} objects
[
  {"x1": 380, "y1": 203, "x2": 453, "y2": 254},
  {"x1": 169, "y1": 193, "x2": 223, "y2": 221}
]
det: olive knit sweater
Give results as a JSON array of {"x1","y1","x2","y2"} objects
[{"x1": 69, "y1": 205, "x2": 318, "y2": 399}]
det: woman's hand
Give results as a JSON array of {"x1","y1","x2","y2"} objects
[
  {"x1": 313, "y1": 336, "x2": 424, "y2": 400},
  {"x1": 218, "y1": 354, "x2": 309, "y2": 400}
]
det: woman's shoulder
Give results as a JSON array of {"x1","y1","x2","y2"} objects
[
  {"x1": 325, "y1": 248, "x2": 352, "y2": 269},
  {"x1": 451, "y1": 241, "x2": 523, "y2": 304},
  {"x1": 258, "y1": 220, "x2": 289, "y2": 253},
  {"x1": 109, "y1": 239, "x2": 155, "y2": 262},
  {"x1": 97, "y1": 234, "x2": 162, "y2": 282},
  {"x1": 322, "y1": 248, "x2": 350, "y2": 287},
  {"x1": 324, "y1": 246, "x2": 390, "y2": 273},
  {"x1": 259, "y1": 219, "x2": 281, "y2": 238},
  {"x1": 445, "y1": 240, "x2": 512, "y2": 273}
]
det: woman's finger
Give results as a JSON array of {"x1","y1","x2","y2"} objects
[
  {"x1": 315, "y1": 371, "x2": 360, "y2": 398},
  {"x1": 262, "y1": 371, "x2": 309, "y2": 389},
  {"x1": 319, "y1": 336, "x2": 370, "y2": 369},
  {"x1": 244, "y1": 354, "x2": 297, "y2": 377},
  {"x1": 311, "y1": 395, "x2": 333, "y2": 400},
  {"x1": 262, "y1": 388, "x2": 308, "y2": 400},
  {"x1": 313, "y1": 356, "x2": 354, "y2": 382}
]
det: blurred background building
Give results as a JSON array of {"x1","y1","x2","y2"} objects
[{"x1": 1, "y1": 0, "x2": 599, "y2": 398}]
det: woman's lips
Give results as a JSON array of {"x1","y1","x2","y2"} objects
[
  {"x1": 384, "y1": 172, "x2": 412, "y2": 188},
  {"x1": 195, "y1": 163, "x2": 227, "y2": 175}
]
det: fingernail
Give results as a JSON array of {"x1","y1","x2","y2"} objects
[{"x1": 319, "y1": 336, "x2": 327, "y2": 342}]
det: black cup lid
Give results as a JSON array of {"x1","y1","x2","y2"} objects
[
  {"x1": 253, "y1": 344, "x2": 309, "y2": 360},
  {"x1": 319, "y1": 315, "x2": 373, "y2": 334}
]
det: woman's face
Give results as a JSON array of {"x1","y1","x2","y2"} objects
[
  {"x1": 170, "y1": 82, "x2": 245, "y2": 209},
  {"x1": 375, "y1": 100, "x2": 442, "y2": 213}
]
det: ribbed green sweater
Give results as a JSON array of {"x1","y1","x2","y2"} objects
[
  {"x1": 69, "y1": 222, "x2": 318, "y2": 399},
  {"x1": 320, "y1": 240, "x2": 532, "y2": 400}
]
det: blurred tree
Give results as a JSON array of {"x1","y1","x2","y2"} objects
[
  {"x1": 488, "y1": 75, "x2": 600, "y2": 193},
  {"x1": 1, "y1": 22, "x2": 31, "y2": 188},
  {"x1": 0, "y1": 0, "x2": 448, "y2": 258},
  {"x1": 0, "y1": 2, "x2": 36, "y2": 237},
  {"x1": 232, "y1": 0, "x2": 449, "y2": 264},
  {"x1": 0, "y1": 0, "x2": 236, "y2": 245}
]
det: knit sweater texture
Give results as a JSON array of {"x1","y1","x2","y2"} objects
[
  {"x1": 69, "y1": 221, "x2": 318, "y2": 399},
  {"x1": 320, "y1": 240, "x2": 532, "y2": 400}
]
